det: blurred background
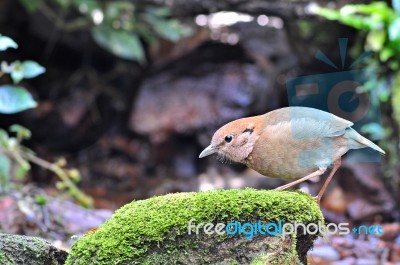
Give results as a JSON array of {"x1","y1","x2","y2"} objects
[{"x1": 0, "y1": 0, "x2": 400, "y2": 263}]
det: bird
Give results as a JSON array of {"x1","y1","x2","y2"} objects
[{"x1": 199, "y1": 107, "x2": 385, "y2": 203}]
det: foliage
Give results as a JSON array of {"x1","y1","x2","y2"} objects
[
  {"x1": 315, "y1": 1, "x2": 400, "y2": 69},
  {"x1": 18, "y1": 0, "x2": 192, "y2": 63},
  {"x1": 315, "y1": 0, "x2": 400, "y2": 186},
  {"x1": 0, "y1": 35, "x2": 92, "y2": 207},
  {"x1": 0, "y1": 35, "x2": 18, "y2": 51},
  {"x1": 0, "y1": 126, "x2": 92, "y2": 207},
  {"x1": 0, "y1": 35, "x2": 42, "y2": 114},
  {"x1": 0, "y1": 85, "x2": 37, "y2": 114},
  {"x1": 315, "y1": 0, "x2": 400, "y2": 109}
]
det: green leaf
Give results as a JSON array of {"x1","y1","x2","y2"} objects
[
  {"x1": 0, "y1": 154, "x2": 11, "y2": 181},
  {"x1": 147, "y1": 16, "x2": 191, "y2": 41},
  {"x1": 92, "y1": 27, "x2": 145, "y2": 62},
  {"x1": 391, "y1": 72, "x2": 400, "y2": 127},
  {"x1": 366, "y1": 30, "x2": 386, "y2": 51},
  {"x1": 54, "y1": 0, "x2": 71, "y2": 9},
  {"x1": 380, "y1": 47, "x2": 395, "y2": 61},
  {"x1": 389, "y1": 17, "x2": 400, "y2": 41},
  {"x1": 146, "y1": 7, "x2": 171, "y2": 17},
  {"x1": 15, "y1": 163, "x2": 29, "y2": 179},
  {"x1": 389, "y1": 60, "x2": 399, "y2": 70},
  {"x1": 0, "y1": 85, "x2": 37, "y2": 114},
  {"x1": 21, "y1": 60, "x2": 46, "y2": 79},
  {"x1": 0, "y1": 35, "x2": 18, "y2": 51},
  {"x1": 10, "y1": 61, "x2": 24, "y2": 84},
  {"x1": 361, "y1": 122, "x2": 385, "y2": 140},
  {"x1": 316, "y1": 3, "x2": 392, "y2": 30},
  {"x1": 72, "y1": 0, "x2": 99, "y2": 12},
  {"x1": 393, "y1": 0, "x2": 400, "y2": 13},
  {"x1": 342, "y1": 2, "x2": 392, "y2": 18},
  {"x1": 8, "y1": 60, "x2": 45, "y2": 83},
  {"x1": 316, "y1": 7, "x2": 373, "y2": 30},
  {"x1": 9, "y1": 124, "x2": 32, "y2": 140},
  {"x1": 35, "y1": 195, "x2": 47, "y2": 205},
  {"x1": 18, "y1": 0, "x2": 43, "y2": 12},
  {"x1": 340, "y1": 15, "x2": 382, "y2": 31},
  {"x1": 0, "y1": 129, "x2": 9, "y2": 147},
  {"x1": 104, "y1": 2, "x2": 135, "y2": 21},
  {"x1": 314, "y1": 7, "x2": 341, "y2": 20}
]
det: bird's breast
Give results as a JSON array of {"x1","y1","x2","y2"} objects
[{"x1": 245, "y1": 126, "x2": 347, "y2": 180}]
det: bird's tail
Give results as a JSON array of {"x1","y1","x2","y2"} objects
[{"x1": 345, "y1": 128, "x2": 385, "y2": 154}]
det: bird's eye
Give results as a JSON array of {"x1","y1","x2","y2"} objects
[{"x1": 224, "y1": 135, "x2": 233, "y2": 143}]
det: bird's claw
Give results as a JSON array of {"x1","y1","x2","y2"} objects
[{"x1": 312, "y1": 196, "x2": 321, "y2": 204}]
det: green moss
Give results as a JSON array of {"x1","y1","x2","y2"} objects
[
  {"x1": 66, "y1": 189, "x2": 323, "y2": 264},
  {"x1": 0, "y1": 252, "x2": 8, "y2": 264}
]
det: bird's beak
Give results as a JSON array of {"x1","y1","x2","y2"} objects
[{"x1": 199, "y1": 145, "x2": 217, "y2": 158}]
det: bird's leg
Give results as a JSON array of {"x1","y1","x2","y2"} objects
[
  {"x1": 275, "y1": 167, "x2": 327, "y2": 191},
  {"x1": 313, "y1": 159, "x2": 341, "y2": 204}
]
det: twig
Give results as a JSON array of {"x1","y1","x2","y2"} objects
[{"x1": 22, "y1": 152, "x2": 93, "y2": 207}]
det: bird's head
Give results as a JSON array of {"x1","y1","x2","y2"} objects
[{"x1": 199, "y1": 116, "x2": 261, "y2": 163}]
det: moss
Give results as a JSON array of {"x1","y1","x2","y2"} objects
[
  {"x1": 0, "y1": 252, "x2": 8, "y2": 264},
  {"x1": 66, "y1": 188, "x2": 323, "y2": 264},
  {"x1": 1, "y1": 235, "x2": 46, "y2": 263},
  {"x1": 0, "y1": 233, "x2": 67, "y2": 264}
]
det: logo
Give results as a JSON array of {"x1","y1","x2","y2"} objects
[
  {"x1": 188, "y1": 218, "x2": 383, "y2": 240},
  {"x1": 286, "y1": 38, "x2": 382, "y2": 163}
]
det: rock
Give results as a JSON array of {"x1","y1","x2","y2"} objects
[
  {"x1": 340, "y1": 159, "x2": 395, "y2": 221},
  {"x1": 311, "y1": 156, "x2": 395, "y2": 223},
  {"x1": 308, "y1": 245, "x2": 341, "y2": 261},
  {"x1": 144, "y1": 19, "x2": 295, "y2": 139},
  {"x1": 0, "y1": 233, "x2": 67, "y2": 265},
  {"x1": 285, "y1": 19, "x2": 355, "y2": 71},
  {"x1": 0, "y1": 186, "x2": 112, "y2": 242},
  {"x1": 230, "y1": 20, "x2": 296, "y2": 111},
  {"x1": 231, "y1": 20, "x2": 296, "y2": 76},
  {"x1": 130, "y1": 43, "x2": 272, "y2": 143},
  {"x1": 347, "y1": 198, "x2": 386, "y2": 222},
  {"x1": 310, "y1": 235, "x2": 391, "y2": 264},
  {"x1": 355, "y1": 258, "x2": 381, "y2": 265},
  {"x1": 321, "y1": 185, "x2": 347, "y2": 214},
  {"x1": 149, "y1": 27, "x2": 211, "y2": 66},
  {"x1": 379, "y1": 223, "x2": 400, "y2": 242},
  {"x1": 332, "y1": 257, "x2": 357, "y2": 264},
  {"x1": 66, "y1": 189, "x2": 323, "y2": 264}
]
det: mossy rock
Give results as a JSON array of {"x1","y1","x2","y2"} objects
[
  {"x1": 66, "y1": 189, "x2": 323, "y2": 265},
  {"x1": 0, "y1": 233, "x2": 68, "y2": 265}
]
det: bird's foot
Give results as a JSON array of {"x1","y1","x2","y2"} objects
[
  {"x1": 274, "y1": 168, "x2": 327, "y2": 192},
  {"x1": 312, "y1": 195, "x2": 321, "y2": 204}
]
